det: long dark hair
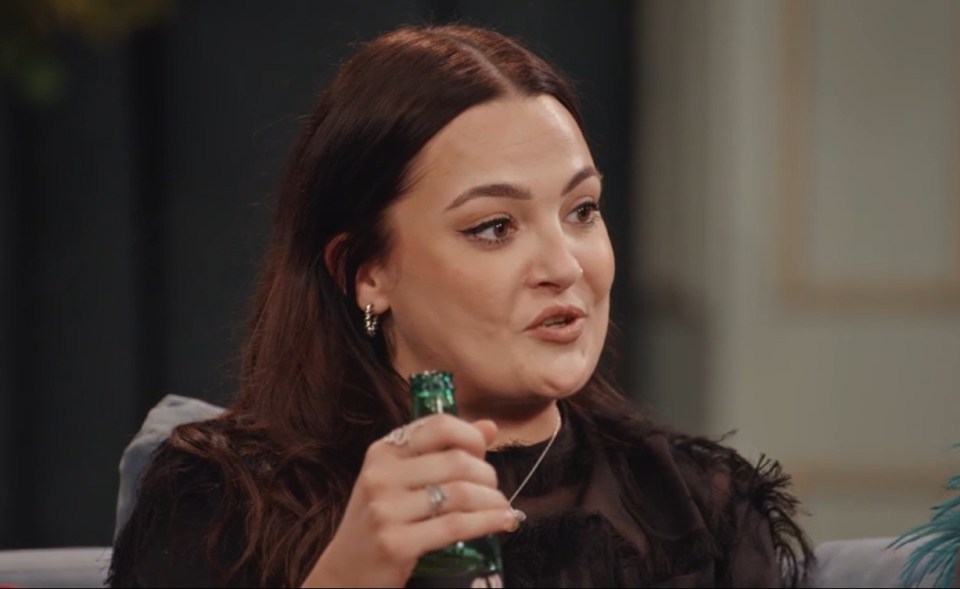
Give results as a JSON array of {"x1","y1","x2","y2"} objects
[{"x1": 114, "y1": 24, "x2": 634, "y2": 587}]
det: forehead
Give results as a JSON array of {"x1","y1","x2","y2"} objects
[{"x1": 409, "y1": 95, "x2": 593, "y2": 190}]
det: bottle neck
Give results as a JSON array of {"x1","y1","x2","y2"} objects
[
  {"x1": 412, "y1": 391, "x2": 457, "y2": 418},
  {"x1": 410, "y1": 373, "x2": 457, "y2": 419}
]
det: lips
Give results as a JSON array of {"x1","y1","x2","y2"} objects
[
  {"x1": 525, "y1": 305, "x2": 587, "y2": 343},
  {"x1": 527, "y1": 305, "x2": 586, "y2": 330}
]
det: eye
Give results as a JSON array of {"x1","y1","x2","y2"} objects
[
  {"x1": 567, "y1": 200, "x2": 601, "y2": 225},
  {"x1": 461, "y1": 216, "x2": 516, "y2": 246}
]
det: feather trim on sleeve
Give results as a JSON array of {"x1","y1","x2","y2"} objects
[
  {"x1": 744, "y1": 455, "x2": 813, "y2": 588},
  {"x1": 670, "y1": 434, "x2": 815, "y2": 587}
]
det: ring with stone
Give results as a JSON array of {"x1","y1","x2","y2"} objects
[
  {"x1": 384, "y1": 425, "x2": 410, "y2": 447},
  {"x1": 425, "y1": 484, "x2": 448, "y2": 517}
]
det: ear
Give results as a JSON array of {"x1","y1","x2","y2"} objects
[
  {"x1": 324, "y1": 233, "x2": 392, "y2": 313},
  {"x1": 323, "y1": 233, "x2": 349, "y2": 292},
  {"x1": 354, "y1": 256, "x2": 392, "y2": 316}
]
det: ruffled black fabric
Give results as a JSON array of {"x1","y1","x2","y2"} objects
[
  {"x1": 487, "y1": 401, "x2": 814, "y2": 587},
  {"x1": 111, "y1": 399, "x2": 814, "y2": 587}
]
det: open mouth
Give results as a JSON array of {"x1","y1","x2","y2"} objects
[
  {"x1": 540, "y1": 315, "x2": 576, "y2": 328},
  {"x1": 527, "y1": 307, "x2": 586, "y2": 343},
  {"x1": 527, "y1": 305, "x2": 587, "y2": 332}
]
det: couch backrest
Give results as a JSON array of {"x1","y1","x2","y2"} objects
[
  {"x1": 114, "y1": 394, "x2": 225, "y2": 539},
  {"x1": 806, "y1": 536, "x2": 941, "y2": 588}
]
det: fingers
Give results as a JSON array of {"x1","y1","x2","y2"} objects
[
  {"x1": 357, "y1": 417, "x2": 502, "y2": 513},
  {"x1": 372, "y1": 414, "x2": 496, "y2": 460},
  {"x1": 332, "y1": 416, "x2": 512, "y2": 586},
  {"x1": 369, "y1": 481, "x2": 510, "y2": 526},
  {"x1": 372, "y1": 509, "x2": 516, "y2": 566},
  {"x1": 397, "y1": 449, "x2": 499, "y2": 489},
  {"x1": 472, "y1": 419, "x2": 498, "y2": 449},
  {"x1": 421, "y1": 481, "x2": 510, "y2": 518},
  {"x1": 360, "y1": 447, "x2": 498, "y2": 497},
  {"x1": 403, "y1": 509, "x2": 518, "y2": 558}
]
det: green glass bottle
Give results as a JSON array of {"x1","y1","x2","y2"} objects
[{"x1": 405, "y1": 371, "x2": 505, "y2": 589}]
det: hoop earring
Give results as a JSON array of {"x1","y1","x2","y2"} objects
[{"x1": 364, "y1": 303, "x2": 379, "y2": 338}]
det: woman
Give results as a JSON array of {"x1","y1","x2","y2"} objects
[{"x1": 109, "y1": 24, "x2": 813, "y2": 588}]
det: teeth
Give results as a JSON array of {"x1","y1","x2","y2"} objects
[{"x1": 543, "y1": 316, "x2": 571, "y2": 327}]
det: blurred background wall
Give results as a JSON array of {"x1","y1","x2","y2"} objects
[
  {"x1": 0, "y1": 0, "x2": 957, "y2": 552},
  {"x1": 635, "y1": 0, "x2": 960, "y2": 544}
]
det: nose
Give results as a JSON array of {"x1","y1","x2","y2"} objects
[{"x1": 526, "y1": 227, "x2": 584, "y2": 291}]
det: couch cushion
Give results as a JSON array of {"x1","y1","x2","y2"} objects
[
  {"x1": 806, "y1": 536, "x2": 939, "y2": 588},
  {"x1": 114, "y1": 395, "x2": 225, "y2": 539},
  {"x1": 0, "y1": 547, "x2": 112, "y2": 588}
]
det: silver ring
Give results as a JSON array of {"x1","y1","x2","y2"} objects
[
  {"x1": 425, "y1": 484, "x2": 447, "y2": 517},
  {"x1": 384, "y1": 425, "x2": 410, "y2": 447}
]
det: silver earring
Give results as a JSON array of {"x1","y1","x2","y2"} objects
[{"x1": 364, "y1": 303, "x2": 379, "y2": 338}]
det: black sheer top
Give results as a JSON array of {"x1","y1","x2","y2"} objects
[{"x1": 110, "y1": 400, "x2": 813, "y2": 587}]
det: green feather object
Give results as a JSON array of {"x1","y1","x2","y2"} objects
[{"x1": 892, "y1": 460, "x2": 960, "y2": 588}]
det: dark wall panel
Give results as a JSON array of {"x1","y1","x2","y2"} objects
[
  {"x1": 161, "y1": 1, "x2": 422, "y2": 407},
  {"x1": 30, "y1": 43, "x2": 140, "y2": 546},
  {"x1": 0, "y1": 87, "x2": 14, "y2": 547}
]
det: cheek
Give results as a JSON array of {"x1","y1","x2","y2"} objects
[
  {"x1": 583, "y1": 232, "x2": 615, "y2": 294},
  {"x1": 397, "y1": 241, "x2": 514, "y2": 325},
  {"x1": 446, "y1": 258, "x2": 518, "y2": 325}
]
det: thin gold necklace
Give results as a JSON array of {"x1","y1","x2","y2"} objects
[{"x1": 506, "y1": 409, "x2": 563, "y2": 527}]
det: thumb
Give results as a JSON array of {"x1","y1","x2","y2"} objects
[{"x1": 472, "y1": 419, "x2": 498, "y2": 449}]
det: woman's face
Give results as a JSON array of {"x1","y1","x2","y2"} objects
[{"x1": 358, "y1": 95, "x2": 614, "y2": 417}]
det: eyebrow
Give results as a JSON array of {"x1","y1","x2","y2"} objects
[{"x1": 444, "y1": 165, "x2": 603, "y2": 211}]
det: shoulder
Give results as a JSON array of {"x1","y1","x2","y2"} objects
[
  {"x1": 108, "y1": 436, "x2": 248, "y2": 587},
  {"x1": 667, "y1": 432, "x2": 787, "y2": 514},
  {"x1": 587, "y1": 411, "x2": 783, "y2": 526},
  {"x1": 584, "y1": 402, "x2": 812, "y2": 581},
  {"x1": 134, "y1": 415, "x2": 277, "y2": 503},
  {"x1": 117, "y1": 438, "x2": 231, "y2": 555},
  {"x1": 141, "y1": 439, "x2": 227, "y2": 505},
  {"x1": 131, "y1": 417, "x2": 280, "y2": 526},
  {"x1": 572, "y1": 399, "x2": 814, "y2": 586},
  {"x1": 576, "y1": 402, "x2": 790, "y2": 510},
  {"x1": 666, "y1": 431, "x2": 814, "y2": 587}
]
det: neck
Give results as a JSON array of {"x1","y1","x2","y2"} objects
[{"x1": 460, "y1": 400, "x2": 561, "y2": 449}]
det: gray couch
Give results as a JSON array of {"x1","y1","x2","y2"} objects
[{"x1": 0, "y1": 395, "x2": 949, "y2": 588}]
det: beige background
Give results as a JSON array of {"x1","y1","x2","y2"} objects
[{"x1": 634, "y1": 0, "x2": 960, "y2": 544}]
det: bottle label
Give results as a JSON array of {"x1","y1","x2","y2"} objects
[{"x1": 406, "y1": 571, "x2": 504, "y2": 588}]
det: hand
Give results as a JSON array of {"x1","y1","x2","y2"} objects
[{"x1": 300, "y1": 414, "x2": 516, "y2": 588}]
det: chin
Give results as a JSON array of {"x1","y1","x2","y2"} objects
[
  {"x1": 528, "y1": 366, "x2": 594, "y2": 399},
  {"x1": 526, "y1": 346, "x2": 600, "y2": 396}
]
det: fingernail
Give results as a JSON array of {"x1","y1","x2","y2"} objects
[{"x1": 504, "y1": 510, "x2": 519, "y2": 532}]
